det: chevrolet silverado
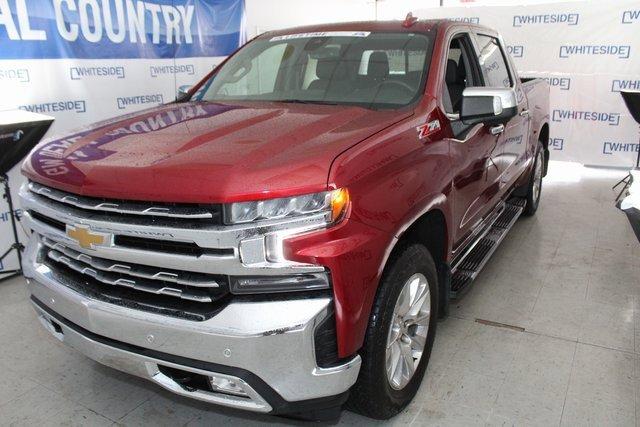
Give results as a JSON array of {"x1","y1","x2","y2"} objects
[{"x1": 19, "y1": 18, "x2": 549, "y2": 420}]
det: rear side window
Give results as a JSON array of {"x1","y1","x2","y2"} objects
[
  {"x1": 475, "y1": 34, "x2": 512, "y2": 88},
  {"x1": 358, "y1": 49, "x2": 427, "y2": 75}
]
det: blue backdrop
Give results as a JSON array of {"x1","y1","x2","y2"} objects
[{"x1": 0, "y1": 0, "x2": 245, "y2": 59}]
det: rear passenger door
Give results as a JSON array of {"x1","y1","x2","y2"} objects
[{"x1": 472, "y1": 32, "x2": 530, "y2": 193}]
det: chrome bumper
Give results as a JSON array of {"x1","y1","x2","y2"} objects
[{"x1": 23, "y1": 238, "x2": 361, "y2": 413}]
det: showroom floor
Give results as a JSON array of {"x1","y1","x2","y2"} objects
[{"x1": 0, "y1": 161, "x2": 638, "y2": 426}]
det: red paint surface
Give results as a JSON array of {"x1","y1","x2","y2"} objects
[{"x1": 23, "y1": 20, "x2": 548, "y2": 358}]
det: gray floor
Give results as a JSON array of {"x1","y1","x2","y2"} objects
[{"x1": 1, "y1": 161, "x2": 638, "y2": 426}]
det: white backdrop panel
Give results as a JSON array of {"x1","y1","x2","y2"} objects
[{"x1": 378, "y1": 0, "x2": 640, "y2": 167}]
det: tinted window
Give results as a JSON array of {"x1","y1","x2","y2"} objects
[
  {"x1": 216, "y1": 43, "x2": 287, "y2": 96},
  {"x1": 475, "y1": 34, "x2": 511, "y2": 88},
  {"x1": 196, "y1": 32, "x2": 433, "y2": 109}
]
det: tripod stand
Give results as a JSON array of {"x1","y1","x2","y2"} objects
[
  {"x1": 613, "y1": 91, "x2": 640, "y2": 201},
  {"x1": 0, "y1": 173, "x2": 24, "y2": 284}
]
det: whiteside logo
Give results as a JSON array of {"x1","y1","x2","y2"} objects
[
  {"x1": 622, "y1": 10, "x2": 640, "y2": 24},
  {"x1": 603, "y1": 141, "x2": 639, "y2": 155},
  {"x1": 513, "y1": 13, "x2": 579, "y2": 27},
  {"x1": 117, "y1": 94, "x2": 164, "y2": 109},
  {"x1": 150, "y1": 64, "x2": 195, "y2": 77},
  {"x1": 507, "y1": 45, "x2": 524, "y2": 58},
  {"x1": 0, "y1": 67, "x2": 29, "y2": 82},
  {"x1": 19, "y1": 100, "x2": 86, "y2": 114},
  {"x1": 560, "y1": 45, "x2": 630, "y2": 59},
  {"x1": 446, "y1": 17, "x2": 479, "y2": 24},
  {"x1": 70, "y1": 66, "x2": 125, "y2": 80},
  {"x1": 552, "y1": 110, "x2": 620, "y2": 126}
]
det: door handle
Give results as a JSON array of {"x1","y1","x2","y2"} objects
[
  {"x1": 490, "y1": 124, "x2": 504, "y2": 135},
  {"x1": 519, "y1": 109, "x2": 530, "y2": 117}
]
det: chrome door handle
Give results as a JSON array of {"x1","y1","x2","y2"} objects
[
  {"x1": 520, "y1": 109, "x2": 530, "y2": 117},
  {"x1": 490, "y1": 124, "x2": 504, "y2": 135}
]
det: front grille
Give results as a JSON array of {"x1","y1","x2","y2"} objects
[
  {"x1": 114, "y1": 235, "x2": 233, "y2": 257},
  {"x1": 29, "y1": 181, "x2": 223, "y2": 222},
  {"x1": 29, "y1": 209, "x2": 234, "y2": 259},
  {"x1": 40, "y1": 239, "x2": 229, "y2": 321},
  {"x1": 23, "y1": 181, "x2": 328, "y2": 321},
  {"x1": 30, "y1": 210, "x2": 65, "y2": 231}
]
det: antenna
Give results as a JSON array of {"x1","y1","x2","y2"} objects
[{"x1": 403, "y1": 12, "x2": 419, "y2": 28}]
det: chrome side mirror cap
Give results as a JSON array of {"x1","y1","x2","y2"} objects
[
  {"x1": 460, "y1": 87, "x2": 518, "y2": 126},
  {"x1": 177, "y1": 85, "x2": 193, "y2": 99}
]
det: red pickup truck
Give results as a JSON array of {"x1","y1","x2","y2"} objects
[{"x1": 20, "y1": 19, "x2": 549, "y2": 420}]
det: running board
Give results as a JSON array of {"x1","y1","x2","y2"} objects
[{"x1": 449, "y1": 198, "x2": 526, "y2": 298}]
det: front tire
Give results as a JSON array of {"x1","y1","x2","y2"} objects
[
  {"x1": 523, "y1": 141, "x2": 545, "y2": 216},
  {"x1": 347, "y1": 244, "x2": 438, "y2": 419}
]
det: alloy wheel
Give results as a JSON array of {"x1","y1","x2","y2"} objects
[{"x1": 385, "y1": 273, "x2": 431, "y2": 390}]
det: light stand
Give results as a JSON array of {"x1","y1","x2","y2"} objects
[
  {"x1": 0, "y1": 173, "x2": 24, "y2": 283},
  {"x1": 0, "y1": 110, "x2": 54, "y2": 284},
  {"x1": 612, "y1": 91, "x2": 640, "y2": 199}
]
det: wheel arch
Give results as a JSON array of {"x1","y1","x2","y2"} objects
[{"x1": 384, "y1": 208, "x2": 450, "y2": 318}]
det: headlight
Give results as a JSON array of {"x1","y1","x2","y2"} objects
[{"x1": 224, "y1": 188, "x2": 349, "y2": 225}]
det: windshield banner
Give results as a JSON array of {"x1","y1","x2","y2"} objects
[{"x1": 0, "y1": 0, "x2": 246, "y2": 59}]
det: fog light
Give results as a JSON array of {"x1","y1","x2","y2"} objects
[{"x1": 209, "y1": 376, "x2": 248, "y2": 397}]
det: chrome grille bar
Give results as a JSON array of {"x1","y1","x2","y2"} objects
[
  {"x1": 41, "y1": 237, "x2": 221, "y2": 288},
  {"x1": 46, "y1": 249, "x2": 214, "y2": 303},
  {"x1": 29, "y1": 181, "x2": 217, "y2": 219}
]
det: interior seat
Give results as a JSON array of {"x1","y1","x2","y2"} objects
[
  {"x1": 367, "y1": 51, "x2": 389, "y2": 83},
  {"x1": 446, "y1": 59, "x2": 468, "y2": 112},
  {"x1": 308, "y1": 58, "x2": 347, "y2": 92}
]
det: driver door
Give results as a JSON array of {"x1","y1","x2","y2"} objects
[{"x1": 443, "y1": 32, "x2": 502, "y2": 252}]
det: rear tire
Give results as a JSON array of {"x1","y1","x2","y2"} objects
[
  {"x1": 347, "y1": 244, "x2": 438, "y2": 419},
  {"x1": 523, "y1": 141, "x2": 545, "y2": 216}
]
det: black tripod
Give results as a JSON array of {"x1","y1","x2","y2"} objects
[
  {"x1": 0, "y1": 173, "x2": 24, "y2": 284},
  {"x1": 613, "y1": 91, "x2": 640, "y2": 201}
]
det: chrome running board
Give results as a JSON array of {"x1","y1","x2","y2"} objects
[{"x1": 449, "y1": 198, "x2": 526, "y2": 298}]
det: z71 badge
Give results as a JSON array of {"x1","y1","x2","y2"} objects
[{"x1": 416, "y1": 119, "x2": 441, "y2": 140}]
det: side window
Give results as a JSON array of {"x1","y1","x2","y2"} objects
[
  {"x1": 475, "y1": 34, "x2": 512, "y2": 88},
  {"x1": 443, "y1": 35, "x2": 479, "y2": 115},
  {"x1": 217, "y1": 43, "x2": 288, "y2": 96}
]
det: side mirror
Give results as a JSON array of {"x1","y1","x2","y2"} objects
[
  {"x1": 177, "y1": 85, "x2": 193, "y2": 100},
  {"x1": 460, "y1": 87, "x2": 518, "y2": 126}
]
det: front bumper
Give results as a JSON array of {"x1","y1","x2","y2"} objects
[{"x1": 23, "y1": 238, "x2": 361, "y2": 414}]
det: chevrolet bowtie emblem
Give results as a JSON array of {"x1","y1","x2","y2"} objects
[{"x1": 66, "y1": 224, "x2": 109, "y2": 250}]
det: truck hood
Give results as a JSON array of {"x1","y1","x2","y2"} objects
[{"x1": 24, "y1": 101, "x2": 410, "y2": 203}]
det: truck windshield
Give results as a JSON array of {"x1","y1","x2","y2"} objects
[{"x1": 195, "y1": 31, "x2": 433, "y2": 110}]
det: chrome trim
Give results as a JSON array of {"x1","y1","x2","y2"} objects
[
  {"x1": 23, "y1": 237, "x2": 361, "y2": 403},
  {"x1": 20, "y1": 183, "x2": 325, "y2": 276},
  {"x1": 462, "y1": 87, "x2": 518, "y2": 110},
  {"x1": 33, "y1": 303, "x2": 272, "y2": 413},
  {"x1": 46, "y1": 249, "x2": 214, "y2": 303},
  {"x1": 42, "y1": 237, "x2": 220, "y2": 288},
  {"x1": 490, "y1": 124, "x2": 505, "y2": 135},
  {"x1": 451, "y1": 200, "x2": 505, "y2": 266},
  {"x1": 448, "y1": 123, "x2": 484, "y2": 144},
  {"x1": 29, "y1": 181, "x2": 216, "y2": 219}
]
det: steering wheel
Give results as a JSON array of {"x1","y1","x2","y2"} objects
[{"x1": 375, "y1": 80, "x2": 415, "y2": 95}]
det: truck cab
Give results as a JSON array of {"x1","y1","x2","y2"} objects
[{"x1": 20, "y1": 19, "x2": 549, "y2": 420}]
